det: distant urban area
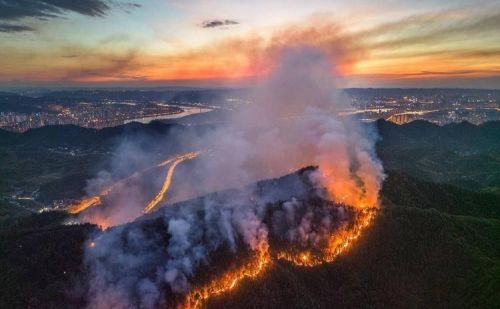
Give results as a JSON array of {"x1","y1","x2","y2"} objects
[
  {"x1": 345, "y1": 88, "x2": 500, "y2": 125},
  {"x1": 0, "y1": 88, "x2": 499, "y2": 132}
]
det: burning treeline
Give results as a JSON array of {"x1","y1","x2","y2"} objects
[{"x1": 81, "y1": 47, "x2": 384, "y2": 308}]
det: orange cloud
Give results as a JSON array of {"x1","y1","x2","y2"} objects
[
  {"x1": 141, "y1": 20, "x2": 363, "y2": 82},
  {"x1": 1, "y1": 9, "x2": 500, "y2": 87}
]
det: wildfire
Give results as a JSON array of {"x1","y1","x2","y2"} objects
[
  {"x1": 68, "y1": 196, "x2": 103, "y2": 214},
  {"x1": 183, "y1": 249, "x2": 271, "y2": 309},
  {"x1": 144, "y1": 151, "x2": 200, "y2": 213},
  {"x1": 76, "y1": 151, "x2": 379, "y2": 309},
  {"x1": 180, "y1": 207, "x2": 377, "y2": 309},
  {"x1": 276, "y1": 207, "x2": 377, "y2": 267}
]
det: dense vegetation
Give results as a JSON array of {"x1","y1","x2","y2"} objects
[{"x1": 377, "y1": 120, "x2": 500, "y2": 191}]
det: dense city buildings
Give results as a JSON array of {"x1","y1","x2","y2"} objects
[
  {"x1": 0, "y1": 88, "x2": 499, "y2": 132},
  {"x1": 345, "y1": 88, "x2": 500, "y2": 125},
  {"x1": 0, "y1": 88, "x2": 228, "y2": 132},
  {"x1": 0, "y1": 102, "x2": 183, "y2": 132}
]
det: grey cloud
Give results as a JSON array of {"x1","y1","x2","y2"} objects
[
  {"x1": 59, "y1": 48, "x2": 147, "y2": 81},
  {"x1": 0, "y1": 23, "x2": 33, "y2": 32},
  {"x1": 0, "y1": 0, "x2": 111, "y2": 20},
  {"x1": 0, "y1": 0, "x2": 141, "y2": 32},
  {"x1": 360, "y1": 11, "x2": 500, "y2": 50},
  {"x1": 201, "y1": 19, "x2": 239, "y2": 28}
]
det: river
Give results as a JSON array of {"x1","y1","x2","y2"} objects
[{"x1": 124, "y1": 105, "x2": 213, "y2": 124}]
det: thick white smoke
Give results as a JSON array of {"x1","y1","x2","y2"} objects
[
  {"x1": 189, "y1": 46, "x2": 384, "y2": 206},
  {"x1": 83, "y1": 46, "x2": 385, "y2": 308}
]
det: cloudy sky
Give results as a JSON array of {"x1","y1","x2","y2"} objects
[{"x1": 0, "y1": 0, "x2": 499, "y2": 88}]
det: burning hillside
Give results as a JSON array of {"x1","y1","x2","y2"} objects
[{"x1": 84, "y1": 167, "x2": 377, "y2": 309}]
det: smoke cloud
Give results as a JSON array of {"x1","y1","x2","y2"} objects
[
  {"x1": 81, "y1": 45, "x2": 385, "y2": 308},
  {"x1": 187, "y1": 46, "x2": 384, "y2": 207}
]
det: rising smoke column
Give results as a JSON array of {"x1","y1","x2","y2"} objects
[
  {"x1": 189, "y1": 46, "x2": 384, "y2": 207},
  {"x1": 83, "y1": 46, "x2": 385, "y2": 308}
]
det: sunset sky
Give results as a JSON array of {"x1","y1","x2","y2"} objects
[{"x1": 0, "y1": 0, "x2": 499, "y2": 88}]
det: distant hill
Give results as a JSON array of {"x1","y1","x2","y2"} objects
[
  {"x1": 377, "y1": 119, "x2": 500, "y2": 151},
  {"x1": 377, "y1": 119, "x2": 500, "y2": 191},
  {"x1": 0, "y1": 92, "x2": 47, "y2": 113},
  {"x1": 0, "y1": 121, "x2": 186, "y2": 148}
]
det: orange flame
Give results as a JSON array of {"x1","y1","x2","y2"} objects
[
  {"x1": 276, "y1": 207, "x2": 377, "y2": 266},
  {"x1": 68, "y1": 196, "x2": 103, "y2": 214},
  {"x1": 316, "y1": 167, "x2": 381, "y2": 210},
  {"x1": 183, "y1": 249, "x2": 271, "y2": 309}
]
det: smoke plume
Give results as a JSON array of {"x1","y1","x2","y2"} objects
[
  {"x1": 188, "y1": 46, "x2": 384, "y2": 207},
  {"x1": 82, "y1": 45, "x2": 385, "y2": 308}
]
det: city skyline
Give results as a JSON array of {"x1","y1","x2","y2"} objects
[{"x1": 0, "y1": 0, "x2": 499, "y2": 89}]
